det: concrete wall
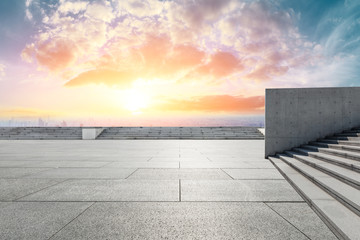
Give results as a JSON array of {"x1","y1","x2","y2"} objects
[
  {"x1": 265, "y1": 87, "x2": 360, "y2": 157},
  {"x1": 82, "y1": 128, "x2": 105, "y2": 140}
]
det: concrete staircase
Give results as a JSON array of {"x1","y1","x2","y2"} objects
[
  {"x1": 0, "y1": 127, "x2": 82, "y2": 140},
  {"x1": 269, "y1": 127, "x2": 360, "y2": 239},
  {"x1": 97, "y1": 127, "x2": 264, "y2": 140}
]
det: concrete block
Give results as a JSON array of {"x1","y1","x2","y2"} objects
[
  {"x1": 82, "y1": 128, "x2": 104, "y2": 140},
  {"x1": 265, "y1": 87, "x2": 360, "y2": 157}
]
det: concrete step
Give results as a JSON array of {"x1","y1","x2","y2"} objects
[
  {"x1": 292, "y1": 149, "x2": 360, "y2": 172},
  {"x1": 97, "y1": 127, "x2": 264, "y2": 140},
  {"x1": 98, "y1": 136, "x2": 264, "y2": 140},
  {"x1": 301, "y1": 145, "x2": 360, "y2": 161},
  {"x1": 318, "y1": 139, "x2": 360, "y2": 147},
  {"x1": 310, "y1": 142, "x2": 360, "y2": 153},
  {"x1": 338, "y1": 141, "x2": 360, "y2": 146},
  {"x1": 269, "y1": 156, "x2": 360, "y2": 240},
  {"x1": 277, "y1": 154, "x2": 360, "y2": 216},
  {"x1": 326, "y1": 136, "x2": 360, "y2": 141},
  {"x1": 335, "y1": 133, "x2": 360, "y2": 137},
  {"x1": 285, "y1": 150, "x2": 360, "y2": 189},
  {"x1": 343, "y1": 130, "x2": 360, "y2": 134}
]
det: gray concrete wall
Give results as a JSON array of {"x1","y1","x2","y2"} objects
[{"x1": 265, "y1": 87, "x2": 360, "y2": 157}]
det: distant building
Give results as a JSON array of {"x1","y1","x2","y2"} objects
[
  {"x1": 38, "y1": 118, "x2": 46, "y2": 127},
  {"x1": 60, "y1": 120, "x2": 67, "y2": 127}
]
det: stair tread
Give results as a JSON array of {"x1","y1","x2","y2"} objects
[
  {"x1": 270, "y1": 157, "x2": 360, "y2": 240},
  {"x1": 308, "y1": 151, "x2": 360, "y2": 167},
  {"x1": 336, "y1": 133, "x2": 360, "y2": 137},
  {"x1": 286, "y1": 152, "x2": 360, "y2": 186},
  {"x1": 303, "y1": 145, "x2": 360, "y2": 158},
  {"x1": 316, "y1": 142, "x2": 360, "y2": 152},
  {"x1": 278, "y1": 154, "x2": 360, "y2": 211},
  {"x1": 339, "y1": 141, "x2": 360, "y2": 145},
  {"x1": 327, "y1": 136, "x2": 360, "y2": 141}
]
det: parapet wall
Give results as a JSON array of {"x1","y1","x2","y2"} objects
[{"x1": 265, "y1": 87, "x2": 360, "y2": 157}]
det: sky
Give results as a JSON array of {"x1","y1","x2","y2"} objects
[{"x1": 0, "y1": 0, "x2": 359, "y2": 124}]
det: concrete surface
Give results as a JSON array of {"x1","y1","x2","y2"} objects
[
  {"x1": 0, "y1": 127, "x2": 264, "y2": 140},
  {"x1": 98, "y1": 127, "x2": 264, "y2": 139},
  {"x1": 265, "y1": 87, "x2": 360, "y2": 157},
  {"x1": 0, "y1": 140, "x2": 336, "y2": 239},
  {"x1": 269, "y1": 129, "x2": 360, "y2": 239},
  {"x1": 82, "y1": 128, "x2": 104, "y2": 140}
]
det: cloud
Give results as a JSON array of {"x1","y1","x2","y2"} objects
[
  {"x1": 195, "y1": 51, "x2": 243, "y2": 78},
  {"x1": 0, "y1": 63, "x2": 5, "y2": 80},
  {"x1": 58, "y1": 1, "x2": 88, "y2": 14},
  {"x1": 244, "y1": 64, "x2": 289, "y2": 81},
  {"x1": 85, "y1": 2, "x2": 114, "y2": 23},
  {"x1": 168, "y1": 0, "x2": 232, "y2": 29},
  {"x1": 35, "y1": 38, "x2": 77, "y2": 71},
  {"x1": 21, "y1": 0, "x2": 328, "y2": 89},
  {"x1": 157, "y1": 95, "x2": 264, "y2": 113},
  {"x1": 65, "y1": 69, "x2": 137, "y2": 87}
]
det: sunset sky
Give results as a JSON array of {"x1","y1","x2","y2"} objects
[{"x1": 0, "y1": 0, "x2": 359, "y2": 123}]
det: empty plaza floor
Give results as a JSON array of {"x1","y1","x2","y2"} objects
[{"x1": 0, "y1": 140, "x2": 336, "y2": 239}]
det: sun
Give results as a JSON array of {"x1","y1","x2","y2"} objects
[{"x1": 123, "y1": 89, "x2": 150, "y2": 114}]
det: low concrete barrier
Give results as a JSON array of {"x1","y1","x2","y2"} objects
[
  {"x1": 82, "y1": 128, "x2": 105, "y2": 140},
  {"x1": 265, "y1": 87, "x2": 360, "y2": 157}
]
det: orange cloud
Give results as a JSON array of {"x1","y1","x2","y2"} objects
[
  {"x1": 166, "y1": 45, "x2": 205, "y2": 71},
  {"x1": 197, "y1": 51, "x2": 243, "y2": 78},
  {"x1": 35, "y1": 38, "x2": 77, "y2": 71},
  {"x1": 22, "y1": 0, "x2": 318, "y2": 88},
  {"x1": 67, "y1": 35, "x2": 207, "y2": 86},
  {"x1": 65, "y1": 69, "x2": 137, "y2": 87},
  {"x1": 157, "y1": 95, "x2": 264, "y2": 113}
]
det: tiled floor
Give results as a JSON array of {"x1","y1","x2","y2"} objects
[{"x1": 0, "y1": 140, "x2": 336, "y2": 239}]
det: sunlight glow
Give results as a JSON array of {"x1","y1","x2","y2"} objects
[{"x1": 123, "y1": 89, "x2": 150, "y2": 114}]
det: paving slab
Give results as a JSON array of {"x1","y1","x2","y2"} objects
[
  {"x1": 20, "y1": 179, "x2": 179, "y2": 201},
  {"x1": 207, "y1": 157, "x2": 269, "y2": 162},
  {"x1": 181, "y1": 180, "x2": 303, "y2": 201},
  {"x1": 242, "y1": 161, "x2": 275, "y2": 168},
  {"x1": 180, "y1": 162, "x2": 255, "y2": 168},
  {"x1": 18, "y1": 156, "x2": 153, "y2": 162},
  {"x1": 128, "y1": 169, "x2": 231, "y2": 180},
  {"x1": 0, "y1": 161, "x2": 33, "y2": 167},
  {"x1": 22, "y1": 161, "x2": 110, "y2": 168},
  {"x1": 150, "y1": 157, "x2": 209, "y2": 162},
  {"x1": 223, "y1": 168, "x2": 284, "y2": 179},
  {"x1": 0, "y1": 168, "x2": 51, "y2": 178},
  {"x1": 50, "y1": 202, "x2": 308, "y2": 240},
  {"x1": 23, "y1": 168, "x2": 136, "y2": 179},
  {"x1": 104, "y1": 161, "x2": 179, "y2": 168},
  {"x1": 0, "y1": 139, "x2": 338, "y2": 239},
  {"x1": 0, "y1": 178, "x2": 63, "y2": 201},
  {"x1": 266, "y1": 202, "x2": 337, "y2": 240},
  {"x1": 0, "y1": 202, "x2": 92, "y2": 240}
]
